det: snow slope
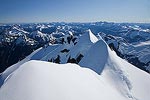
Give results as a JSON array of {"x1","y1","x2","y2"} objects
[
  {"x1": 79, "y1": 37, "x2": 150, "y2": 100},
  {"x1": 0, "y1": 30, "x2": 150, "y2": 100},
  {"x1": 67, "y1": 29, "x2": 98, "y2": 59},
  {"x1": 0, "y1": 47, "x2": 42, "y2": 86},
  {"x1": 79, "y1": 37, "x2": 108, "y2": 74},
  {"x1": 0, "y1": 60, "x2": 127, "y2": 100}
]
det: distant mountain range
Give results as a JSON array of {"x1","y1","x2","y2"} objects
[
  {"x1": 0, "y1": 28, "x2": 150, "y2": 100},
  {"x1": 0, "y1": 22, "x2": 150, "y2": 73}
]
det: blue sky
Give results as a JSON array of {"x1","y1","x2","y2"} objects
[{"x1": 0, "y1": 0, "x2": 149, "y2": 23}]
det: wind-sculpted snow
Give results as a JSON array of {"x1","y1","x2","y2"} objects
[
  {"x1": 79, "y1": 38, "x2": 108, "y2": 74},
  {"x1": 0, "y1": 22, "x2": 150, "y2": 73},
  {"x1": 101, "y1": 32, "x2": 150, "y2": 73},
  {"x1": 0, "y1": 60, "x2": 128, "y2": 100},
  {"x1": 0, "y1": 27, "x2": 150, "y2": 100},
  {"x1": 0, "y1": 47, "x2": 42, "y2": 86},
  {"x1": 78, "y1": 37, "x2": 133, "y2": 98},
  {"x1": 67, "y1": 29, "x2": 98, "y2": 59},
  {"x1": 79, "y1": 35, "x2": 150, "y2": 100},
  {"x1": 31, "y1": 44, "x2": 59, "y2": 60}
]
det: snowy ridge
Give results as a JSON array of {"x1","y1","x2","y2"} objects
[
  {"x1": 1, "y1": 22, "x2": 150, "y2": 73},
  {"x1": 67, "y1": 29, "x2": 98, "y2": 59},
  {"x1": 85, "y1": 29, "x2": 98, "y2": 43},
  {"x1": 80, "y1": 36, "x2": 150, "y2": 100},
  {"x1": 79, "y1": 38, "x2": 108, "y2": 74},
  {"x1": 104, "y1": 50, "x2": 150, "y2": 100},
  {"x1": 0, "y1": 47, "x2": 42, "y2": 85},
  {"x1": 0, "y1": 60, "x2": 127, "y2": 100},
  {"x1": 100, "y1": 32, "x2": 150, "y2": 73},
  {"x1": 0, "y1": 30, "x2": 150, "y2": 100}
]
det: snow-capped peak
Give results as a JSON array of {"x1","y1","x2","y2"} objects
[
  {"x1": 79, "y1": 38, "x2": 108, "y2": 74},
  {"x1": 85, "y1": 29, "x2": 98, "y2": 43},
  {"x1": 79, "y1": 37, "x2": 150, "y2": 100},
  {"x1": 31, "y1": 30, "x2": 44, "y2": 38},
  {"x1": 0, "y1": 26, "x2": 150, "y2": 100}
]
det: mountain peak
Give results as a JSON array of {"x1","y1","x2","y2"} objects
[
  {"x1": 67, "y1": 29, "x2": 98, "y2": 59},
  {"x1": 86, "y1": 29, "x2": 98, "y2": 43},
  {"x1": 79, "y1": 39, "x2": 109, "y2": 74},
  {"x1": 79, "y1": 29, "x2": 98, "y2": 44}
]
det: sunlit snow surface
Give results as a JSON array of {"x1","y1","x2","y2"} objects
[{"x1": 0, "y1": 30, "x2": 150, "y2": 100}]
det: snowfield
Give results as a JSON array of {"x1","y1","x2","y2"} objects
[
  {"x1": 0, "y1": 60, "x2": 128, "y2": 100},
  {"x1": 0, "y1": 29, "x2": 150, "y2": 100}
]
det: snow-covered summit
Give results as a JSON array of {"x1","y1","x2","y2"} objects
[
  {"x1": 1, "y1": 22, "x2": 150, "y2": 73},
  {"x1": 0, "y1": 60, "x2": 128, "y2": 100},
  {"x1": 67, "y1": 29, "x2": 98, "y2": 59},
  {"x1": 79, "y1": 36, "x2": 150, "y2": 100},
  {"x1": 0, "y1": 27, "x2": 150, "y2": 100},
  {"x1": 79, "y1": 37, "x2": 108, "y2": 74},
  {"x1": 82, "y1": 29, "x2": 98, "y2": 43},
  {"x1": 30, "y1": 30, "x2": 50, "y2": 43}
]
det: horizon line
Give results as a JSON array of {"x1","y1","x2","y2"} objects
[{"x1": 1, "y1": 21, "x2": 150, "y2": 24}]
